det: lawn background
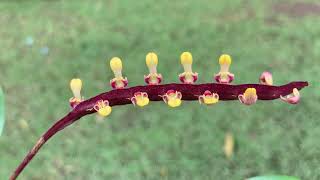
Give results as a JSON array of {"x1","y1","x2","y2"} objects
[{"x1": 0, "y1": 0, "x2": 319, "y2": 179}]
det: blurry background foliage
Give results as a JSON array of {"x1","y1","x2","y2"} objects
[{"x1": 0, "y1": 0, "x2": 320, "y2": 179}]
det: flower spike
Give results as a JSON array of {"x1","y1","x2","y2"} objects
[
  {"x1": 280, "y1": 88, "x2": 300, "y2": 104},
  {"x1": 179, "y1": 52, "x2": 198, "y2": 84},
  {"x1": 10, "y1": 49, "x2": 309, "y2": 180},
  {"x1": 94, "y1": 100, "x2": 112, "y2": 117},
  {"x1": 131, "y1": 92, "x2": 149, "y2": 107},
  {"x1": 162, "y1": 90, "x2": 182, "y2": 108},
  {"x1": 238, "y1": 88, "x2": 258, "y2": 105},
  {"x1": 214, "y1": 54, "x2": 234, "y2": 84},
  {"x1": 69, "y1": 78, "x2": 83, "y2": 108},
  {"x1": 198, "y1": 90, "x2": 219, "y2": 105},
  {"x1": 260, "y1": 71, "x2": 273, "y2": 85},
  {"x1": 109, "y1": 57, "x2": 128, "y2": 89},
  {"x1": 144, "y1": 52, "x2": 162, "y2": 85}
]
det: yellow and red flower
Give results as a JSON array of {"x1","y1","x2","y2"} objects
[
  {"x1": 131, "y1": 92, "x2": 149, "y2": 107},
  {"x1": 238, "y1": 88, "x2": 258, "y2": 105},
  {"x1": 94, "y1": 100, "x2": 112, "y2": 117},
  {"x1": 214, "y1": 54, "x2": 234, "y2": 84},
  {"x1": 144, "y1": 52, "x2": 162, "y2": 85},
  {"x1": 69, "y1": 78, "x2": 84, "y2": 108},
  {"x1": 198, "y1": 90, "x2": 219, "y2": 105},
  {"x1": 179, "y1": 52, "x2": 198, "y2": 84},
  {"x1": 162, "y1": 90, "x2": 182, "y2": 108},
  {"x1": 109, "y1": 57, "x2": 128, "y2": 89}
]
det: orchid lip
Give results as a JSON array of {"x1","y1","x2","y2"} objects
[
  {"x1": 69, "y1": 97, "x2": 83, "y2": 108},
  {"x1": 144, "y1": 73, "x2": 162, "y2": 85},
  {"x1": 110, "y1": 77, "x2": 128, "y2": 89},
  {"x1": 214, "y1": 72, "x2": 234, "y2": 84},
  {"x1": 179, "y1": 72, "x2": 198, "y2": 84}
]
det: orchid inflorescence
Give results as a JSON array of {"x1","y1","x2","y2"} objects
[
  {"x1": 69, "y1": 52, "x2": 303, "y2": 117},
  {"x1": 10, "y1": 52, "x2": 308, "y2": 180}
]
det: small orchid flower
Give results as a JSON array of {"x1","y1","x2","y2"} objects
[
  {"x1": 214, "y1": 54, "x2": 234, "y2": 84},
  {"x1": 259, "y1": 71, "x2": 273, "y2": 85},
  {"x1": 179, "y1": 52, "x2": 198, "y2": 84},
  {"x1": 109, "y1": 57, "x2": 128, "y2": 89},
  {"x1": 94, "y1": 100, "x2": 112, "y2": 117},
  {"x1": 198, "y1": 90, "x2": 219, "y2": 105},
  {"x1": 131, "y1": 92, "x2": 149, "y2": 107},
  {"x1": 162, "y1": 90, "x2": 182, "y2": 108},
  {"x1": 238, "y1": 88, "x2": 258, "y2": 105},
  {"x1": 280, "y1": 88, "x2": 300, "y2": 104},
  {"x1": 144, "y1": 52, "x2": 162, "y2": 85},
  {"x1": 69, "y1": 78, "x2": 83, "y2": 108}
]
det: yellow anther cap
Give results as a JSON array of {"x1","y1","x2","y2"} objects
[
  {"x1": 146, "y1": 52, "x2": 158, "y2": 67},
  {"x1": 70, "y1": 78, "x2": 82, "y2": 93},
  {"x1": 110, "y1": 57, "x2": 123, "y2": 71},
  {"x1": 180, "y1": 52, "x2": 193, "y2": 65},
  {"x1": 219, "y1": 54, "x2": 232, "y2": 65}
]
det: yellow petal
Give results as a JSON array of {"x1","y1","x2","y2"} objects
[
  {"x1": 98, "y1": 106, "x2": 112, "y2": 117},
  {"x1": 204, "y1": 97, "x2": 219, "y2": 104},
  {"x1": 244, "y1": 88, "x2": 256, "y2": 98},
  {"x1": 168, "y1": 98, "x2": 181, "y2": 107},
  {"x1": 136, "y1": 97, "x2": 149, "y2": 107}
]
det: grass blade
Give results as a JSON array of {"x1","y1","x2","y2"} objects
[
  {"x1": 248, "y1": 176, "x2": 300, "y2": 180},
  {"x1": 0, "y1": 87, "x2": 4, "y2": 136}
]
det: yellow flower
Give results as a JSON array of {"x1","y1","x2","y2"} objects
[
  {"x1": 238, "y1": 88, "x2": 258, "y2": 105},
  {"x1": 179, "y1": 52, "x2": 198, "y2": 84},
  {"x1": 145, "y1": 52, "x2": 162, "y2": 85},
  {"x1": 199, "y1": 90, "x2": 219, "y2": 105},
  {"x1": 109, "y1": 57, "x2": 128, "y2": 89},
  {"x1": 162, "y1": 90, "x2": 182, "y2": 108},
  {"x1": 214, "y1": 54, "x2": 234, "y2": 84},
  {"x1": 131, "y1": 92, "x2": 149, "y2": 107},
  {"x1": 94, "y1": 100, "x2": 112, "y2": 117}
]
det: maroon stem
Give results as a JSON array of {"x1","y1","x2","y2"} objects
[{"x1": 10, "y1": 81, "x2": 308, "y2": 180}]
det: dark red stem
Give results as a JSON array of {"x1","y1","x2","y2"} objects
[{"x1": 10, "y1": 81, "x2": 308, "y2": 180}]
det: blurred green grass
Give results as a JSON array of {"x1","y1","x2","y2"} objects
[{"x1": 0, "y1": 0, "x2": 319, "y2": 179}]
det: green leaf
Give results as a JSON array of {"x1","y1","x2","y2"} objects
[
  {"x1": 0, "y1": 87, "x2": 4, "y2": 136},
  {"x1": 248, "y1": 176, "x2": 300, "y2": 180}
]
